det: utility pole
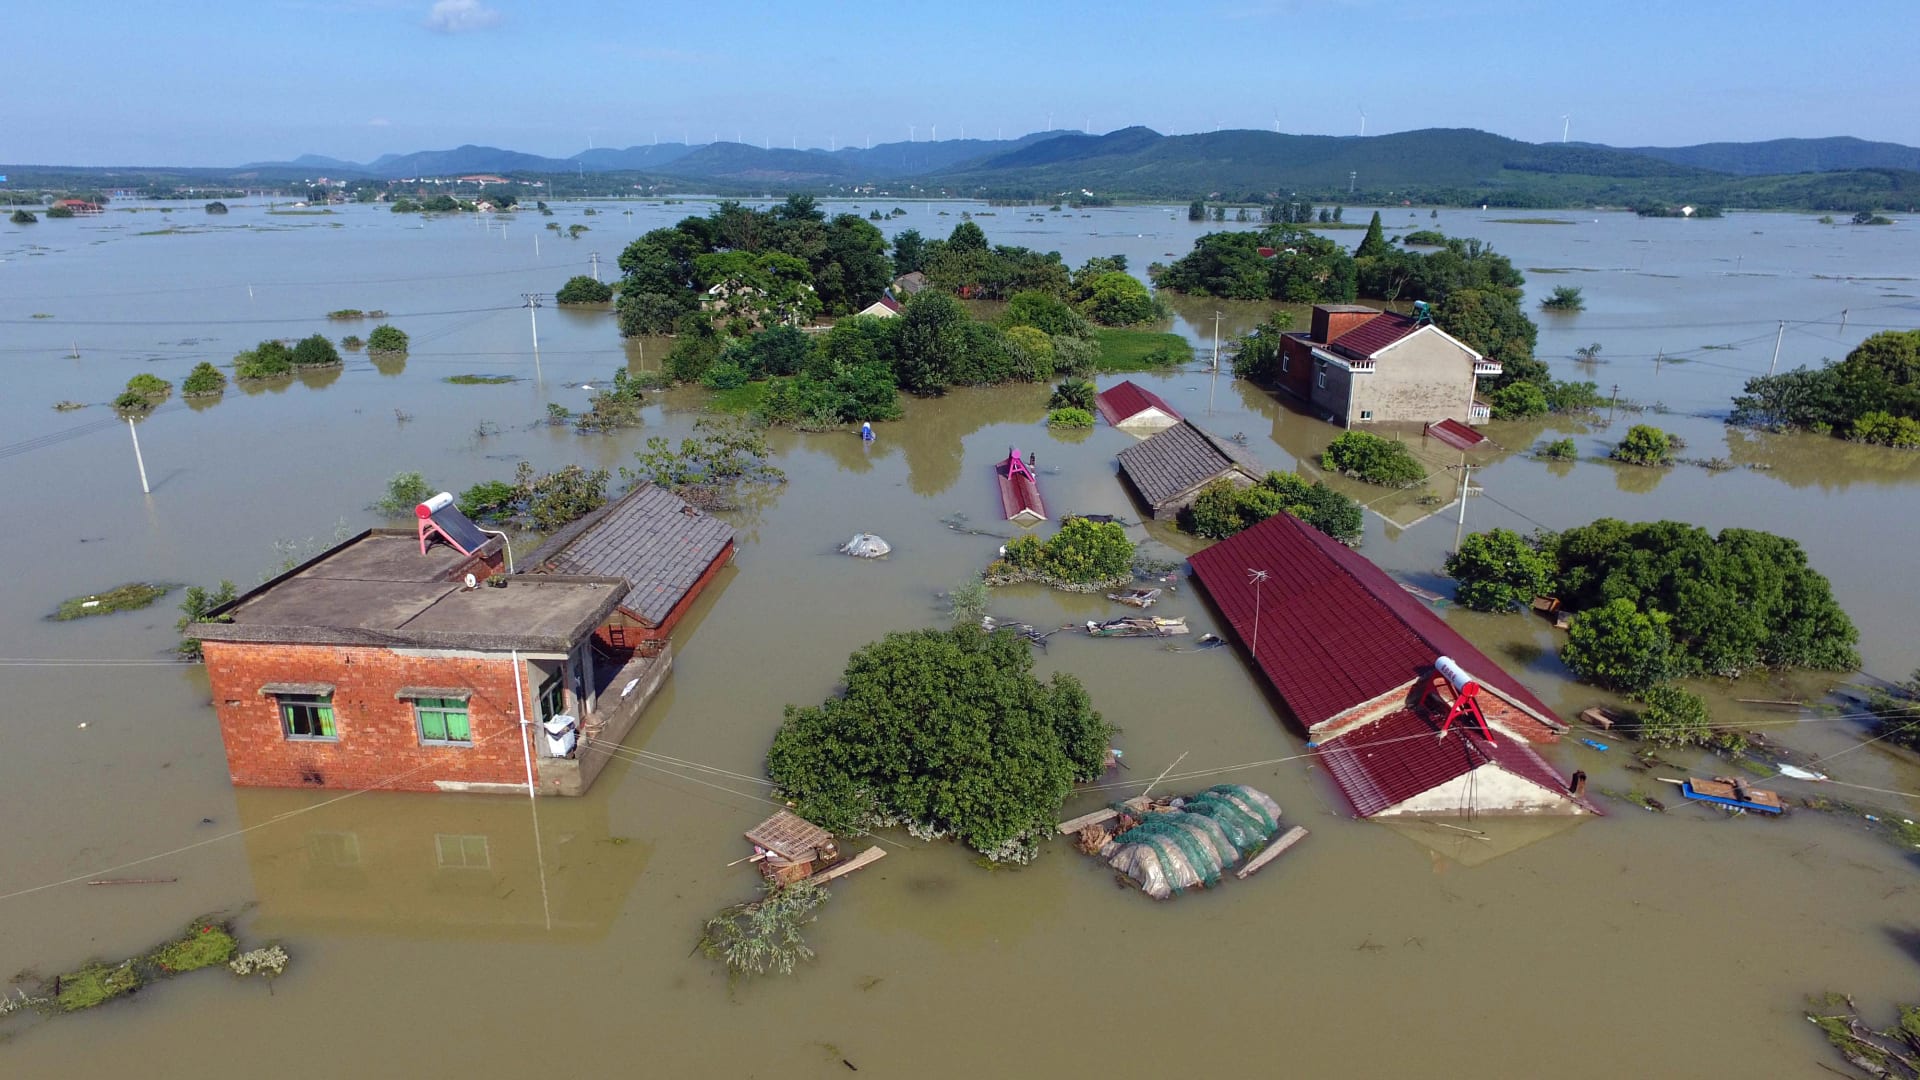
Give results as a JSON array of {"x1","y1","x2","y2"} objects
[
  {"x1": 523, "y1": 293, "x2": 544, "y2": 352},
  {"x1": 1654, "y1": 350, "x2": 1663, "y2": 376},
  {"x1": 1209, "y1": 311, "x2": 1223, "y2": 414},
  {"x1": 1840, "y1": 309, "x2": 1849, "y2": 335},
  {"x1": 1348, "y1": 171, "x2": 1356, "y2": 195},
  {"x1": 589, "y1": 251, "x2": 600, "y2": 282},
  {"x1": 1769, "y1": 320, "x2": 1785, "y2": 376},
  {"x1": 1452, "y1": 463, "x2": 1473, "y2": 554},
  {"x1": 127, "y1": 417, "x2": 150, "y2": 495},
  {"x1": 1608, "y1": 383, "x2": 1620, "y2": 424}
]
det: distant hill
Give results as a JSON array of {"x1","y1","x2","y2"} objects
[
  {"x1": 652, "y1": 132, "x2": 1069, "y2": 184},
  {"x1": 363, "y1": 144, "x2": 573, "y2": 177},
  {"x1": 567, "y1": 143, "x2": 701, "y2": 171},
  {"x1": 1609, "y1": 136, "x2": 1920, "y2": 176}
]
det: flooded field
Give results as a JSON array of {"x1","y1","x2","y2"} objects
[{"x1": 1, "y1": 199, "x2": 1916, "y2": 1076}]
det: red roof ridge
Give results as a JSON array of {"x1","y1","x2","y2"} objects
[{"x1": 1095, "y1": 380, "x2": 1180, "y2": 426}]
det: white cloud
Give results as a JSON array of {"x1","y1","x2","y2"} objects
[{"x1": 425, "y1": 0, "x2": 500, "y2": 33}]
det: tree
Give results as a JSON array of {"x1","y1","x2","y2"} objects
[
  {"x1": 1540, "y1": 438, "x2": 1577, "y2": 461},
  {"x1": 891, "y1": 228, "x2": 927, "y2": 274},
  {"x1": 1540, "y1": 285, "x2": 1585, "y2": 311},
  {"x1": 556, "y1": 275, "x2": 614, "y2": 304},
  {"x1": 1562, "y1": 597, "x2": 1677, "y2": 693},
  {"x1": 1321, "y1": 431, "x2": 1427, "y2": 487},
  {"x1": 1048, "y1": 377, "x2": 1096, "y2": 412},
  {"x1": 1355, "y1": 211, "x2": 1390, "y2": 259},
  {"x1": 233, "y1": 339, "x2": 294, "y2": 379},
  {"x1": 1574, "y1": 342, "x2": 1603, "y2": 364},
  {"x1": 1834, "y1": 329, "x2": 1920, "y2": 420},
  {"x1": 1444, "y1": 528, "x2": 1555, "y2": 611},
  {"x1": 204, "y1": 201, "x2": 228, "y2": 214},
  {"x1": 1490, "y1": 380, "x2": 1549, "y2": 419},
  {"x1": 1046, "y1": 407, "x2": 1094, "y2": 427},
  {"x1": 1436, "y1": 286, "x2": 1538, "y2": 381},
  {"x1": 1229, "y1": 312, "x2": 1297, "y2": 383},
  {"x1": 1187, "y1": 200, "x2": 1206, "y2": 222},
  {"x1": 1610, "y1": 424, "x2": 1672, "y2": 466},
  {"x1": 994, "y1": 518, "x2": 1135, "y2": 585},
  {"x1": 766, "y1": 626, "x2": 1113, "y2": 861},
  {"x1": 1003, "y1": 291, "x2": 1095, "y2": 340},
  {"x1": 290, "y1": 334, "x2": 341, "y2": 368},
  {"x1": 1004, "y1": 325, "x2": 1056, "y2": 381},
  {"x1": 11, "y1": 210, "x2": 36, "y2": 224},
  {"x1": 366, "y1": 324, "x2": 409, "y2": 353},
  {"x1": 1079, "y1": 271, "x2": 1155, "y2": 326},
  {"x1": 1633, "y1": 683, "x2": 1718, "y2": 749},
  {"x1": 947, "y1": 220, "x2": 988, "y2": 253},
  {"x1": 891, "y1": 290, "x2": 971, "y2": 394},
  {"x1": 181, "y1": 361, "x2": 226, "y2": 397},
  {"x1": 1728, "y1": 365, "x2": 1848, "y2": 431},
  {"x1": 747, "y1": 324, "x2": 811, "y2": 378},
  {"x1": 1186, "y1": 472, "x2": 1362, "y2": 545},
  {"x1": 176, "y1": 581, "x2": 237, "y2": 660}
]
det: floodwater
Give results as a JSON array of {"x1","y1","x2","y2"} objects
[{"x1": 2, "y1": 198, "x2": 1917, "y2": 1077}]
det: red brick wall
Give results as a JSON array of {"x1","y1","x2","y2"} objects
[
  {"x1": 1310, "y1": 306, "x2": 1379, "y2": 345},
  {"x1": 202, "y1": 641, "x2": 536, "y2": 793}
]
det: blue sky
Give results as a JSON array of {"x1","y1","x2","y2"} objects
[{"x1": 9, "y1": 0, "x2": 1915, "y2": 165}]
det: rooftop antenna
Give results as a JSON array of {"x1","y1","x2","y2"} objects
[
  {"x1": 1247, "y1": 569, "x2": 1269, "y2": 660},
  {"x1": 1561, "y1": 115, "x2": 1570, "y2": 143}
]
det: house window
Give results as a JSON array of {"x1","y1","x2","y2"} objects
[
  {"x1": 414, "y1": 697, "x2": 472, "y2": 745},
  {"x1": 1281, "y1": 354, "x2": 1290, "y2": 373},
  {"x1": 538, "y1": 670, "x2": 568, "y2": 723},
  {"x1": 1316, "y1": 370, "x2": 1327, "y2": 389},
  {"x1": 1360, "y1": 409, "x2": 1373, "y2": 420},
  {"x1": 279, "y1": 693, "x2": 336, "y2": 740},
  {"x1": 436, "y1": 834, "x2": 491, "y2": 870}
]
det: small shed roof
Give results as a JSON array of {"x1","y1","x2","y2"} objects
[
  {"x1": 1095, "y1": 380, "x2": 1182, "y2": 426},
  {"x1": 1186, "y1": 511, "x2": 1560, "y2": 731},
  {"x1": 745, "y1": 810, "x2": 833, "y2": 860},
  {"x1": 524, "y1": 484, "x2": 734, "y2": 626},
  {"x1": 1116, "y1": 421, "x2": 1263, "y2": 510},
  {"x1": 1424, "y1": 418, "x2": 1486, "y2": 451},
  {"x1": 1314, "y1": 708, "x2": 1594, "y2": 818}
]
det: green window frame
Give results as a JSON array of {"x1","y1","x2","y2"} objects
[
  {"x1": 279, "y1": 694, "x2": 336, "y2": 740},
  {"x1": 414, "y1": 697, "x2": 471, "y2": 745},
  {"x1": 537, "y1": 671, "x2": 567, "y2": 723}
]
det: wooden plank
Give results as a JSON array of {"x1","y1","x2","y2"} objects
[
  {"x1": 1235, "y1": 825, "x2": 1309, "y2": 880},
  {"x1": 1056, "y1": 808, "x2": 1120, "y2": 835},
  {"x1": 803, "y1": 845, "x2": 886, "y2": 885}
]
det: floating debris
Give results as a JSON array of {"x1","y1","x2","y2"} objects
[
  {"x1": 1084, "y1": 616, "x2": 1189, "y2": 638},
  {"x1": 1107, "y1": 588, "x2": 1161, "y2": 608},
  {"x1": 51, "y1": 582, "x2": 172, "y2": 621},
  {"x1": 839, "y1": 533, "x2": 891, "y2": 559}
]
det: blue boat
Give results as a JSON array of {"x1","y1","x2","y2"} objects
[{"x1": 1679, "y1": 776, "x2": 1784, "y2": 815}]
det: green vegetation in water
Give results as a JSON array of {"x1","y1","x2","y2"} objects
[
  {"x1": 234, "y1": 339, "x2": 293, "y2": 379},
  {"x1": 114, "y1": 372, "x2": 173, "y2": 413},
  {"x1": 1321, "y1": 431, "x2": 1428, "y2": 487},
  {"x1": 365, "y1": 323, "x2": 408, "y2": 354},
  {"x1": 1731, "y1": 330, "x2": 1920, "y2": 447},
  {"x1": 1804, "y1": 993, "x2": 1920, "y2": 1078},
  {"x1": 7, "y1": 916, "x2": 282, "y2": 1022},
  {"x1": 176, "y1": 580, "x2": 236, "y2": 660},
  {"x1": 699, "y1": 880, "x2": 829, "y2": 980},
  {"x1": 990, "y1": 518, "x2": 1136, "y2": 590},
  {"x1": 54, "y1": 582, "x2": 172, "y2": 621},
  {"x1": 768, "y1": 624, "x2": 1112, "y2": 861},
  {"x1": 445, "y1": 373, "x2": 517, "y2": 385},
  {"x1": 1489, "y1": 217, "x2": 1577, "y2": 225},
  {"x1": 149, "y1": 921, "x2": 238, "y2": 976},
  {"x1": 54, "y1": 962, "x2": 141, "y2": 1012},
  {"x1": 1045, "y1": 406, "x2": 1094, "y2": 428},
  {"x1": 458, "y1": 462, "x2": 608, "y2": 532},
  {"x1": 1091, "y1": 328, "x2": 1190, "y2": 371},
  {"x1": 181, "y1": 360, "x2": 226, "y2": 397},
  {"x1": 52, "y1": 400, "x2": 86, "y2": 411},
  {"x1": 1047, "y1": 377, "x2": 1096, "y2": 412},
  {"x1": 1187, "y1": 472, "x2": 1363, "y2": 546},
  {"x1": 1540, "y1": 285, "x2": 1585, "y2": 311},
  {"x1": 340, "y1": 334, "x2": 364, "y2": 350},
  {"x1": 1610, "y1": 423, "x2": 1674, "y2": 466},
  {"x1": 575, "y1": 367, "x2": 652, "y2": 433},
  {"x1": 10, "y1": 209, "x2": 37, "y2": 224},
  {"x1": 708, "y1": 380, "x2": 771, "y2": 414},
  {"x1": 556, "y1": 275, "x2": 614, "y2": 304},
  {"x1": 1538, "y1": 438, "x2": 1578, "y2": 461}
]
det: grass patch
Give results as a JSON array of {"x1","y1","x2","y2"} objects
[
  {"x1": 1092, "y1": 328, "x2": 1192, "y2": 372},
  {"x1": 1489, "y1": 217, "x2": 1577, "y2": 225},
  {"x1": 149, "y1": 921, "x2": 237, "y2": 976},
  {"x1": 53, "y1": 582, "x2": 171, "y2": 620},
  {"x1": 55, "y1": 962, "x2": 141, "y2": 1012},
  {"x1": 444, "y1": 373, "x2": 518, "y2": 385},
  {"x1": 708, "y1": 380, "x2": 771, "y2": 414}
]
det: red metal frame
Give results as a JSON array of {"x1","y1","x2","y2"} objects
[{"x1": 1420, "y1": 672, "x2": 1496, "y2": 745}]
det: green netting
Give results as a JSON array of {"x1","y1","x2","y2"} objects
[
  {"x1": 1207, "y1": 784, "x2": 1278, "y2": 834},
  {"x1": 1182, "y1": 793, "x2": 1269, "y2": 850},
  {"x1": 1131, "y1": 834, "x2": 1190, "y2": 896},
  {"x1": 1178, "y1": 812, "x2": 1239, "y2": 863},
  {"x1": 1115, "y1": 815, "x2": 1223, "y2": 887}
]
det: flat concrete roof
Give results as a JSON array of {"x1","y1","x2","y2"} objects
[{"x1": 195, "y1": 531, "x2": 628, "y2": 653}]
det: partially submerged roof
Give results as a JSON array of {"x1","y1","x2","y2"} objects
[
  {"x1": 1116, "y1": 421, "x2": 1264, "y2": 509},
  {"x1": 524, "y1": 483, "x2": 735, "y2": 626},
  {"x1": 195, "y1": 531, "x2": 626, "y2": 652},
  {"x1": 996, "y1": 449, "x2": 1048, "y2": 523},
  {"x1": 1424, "y1": 418, "x2": 1486, "y2": 452},
  {"x1": 1186, "y1": 511, "x2": 1560, "y2": 731},
  {"x1": 1095, "y1": 380, "x2": 1182, "y2": 426},
  {"x1": 1328, "y1": 311, "x2": 1421, "y2": 361},
  {"x1": 745, "y1": 810, "x2": 833, "y2": 860},
  {"x1": 1314, "y1": 708, "x2": 1594, "y2": 818}
]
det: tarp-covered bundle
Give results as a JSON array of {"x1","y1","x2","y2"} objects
[
  {"x1": 1105, "y1": 785, "x2": 1282, "y2": 899},
  {"x1": 839, "y1": 533, "x2": 891, "y2": 558}
]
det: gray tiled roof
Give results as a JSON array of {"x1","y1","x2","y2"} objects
[
  {"x1": 1115, "y1": 421, "x2": 1264, "y2": 509},
  {"x1": 525, "y1": 484, "x2": 734, "y2": 625}
]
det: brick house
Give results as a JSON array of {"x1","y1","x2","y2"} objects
[
  {"x1": 1188, "y1": 511, "x2": 1594, "y2": 819},
  {"x1": 1276, "y1": 304, "x2": 1500, "y2": 427},
  {"x1": 1115, "y1": 420, "x2": 1264, "y2": 521},
  {"x1": 194, "y1": 485, "x2": 734, "y2": 798}
]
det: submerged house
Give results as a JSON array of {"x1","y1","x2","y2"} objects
[
  {"x1": 1275, "y1": 304, "x2": 1500, "y2": 427},
  {"x1": 194, "y1": 487, "x2": 733, "y2": 798},
  {"x1": 1095, "y1": 380, "x2": 1183, "y2": 432},
  {"x1": 1187, "y1": 511, "x2": 1592, "y2": 819},
  {"x1": 1115, "y1": 420, "x2": 1263, "y2": 521}
]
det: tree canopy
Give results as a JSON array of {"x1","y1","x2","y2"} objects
[
  {"x1": 1153, "y1": 225, "x2": 1356, "y2": 304},
  {"x1": 1321, "y1": 431, "x2": 1427, "y2": 487},
  {"x1": 766, "y1": 626, "x2": 1113, "y2": 861},
  {"x1": 1730, "y1": 330, "x2": 1920, "y2": 445},
  {"x1": 1186, "y1": 472, "x2": 1362, "y2": 546},
  {"x1": 1443, "y1": 528, "x2": 1555, "y2": 611}
]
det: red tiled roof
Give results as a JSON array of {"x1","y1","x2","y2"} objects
[
  {"x1": 996, "y1": 450, "x2": 1047, "y2": 522},
  {"x1": 1313, "y1": 708, "x2": 1594, "y2": 818},
  {"x1": 875, "y1": 295, "x2": 903, "y2": 313},
  {"x1": 1095, "y1": 380, "x2": 1181, "y2": 426},
  {"x1": 1329, "y1": 311, "x2": 1420, "y2": 361},
  {"x1": 1186, "y1": 511, "x2": 1560, "y2": 730},
  {"x1": 1424, "y1": 418, "x2": 1485, "y2": 451}
]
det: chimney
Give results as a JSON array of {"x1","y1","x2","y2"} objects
[
  {"x1": 1310, "y1": 304, "x2": 1379, "y2": 345},
  {"x1": 1569, "y1": 770, "x2": 1588, "y2": 798}
]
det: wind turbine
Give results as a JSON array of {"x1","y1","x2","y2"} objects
[
  {"x1": 1273, "y1": 109, "x2": 1281, "y2": 134},
  {"x1": 1561, "y1": 114, "x2": 1571, "y2": 143},
  {"x1": 909, "y1": 123, "x2": 916, "y2": 142},
  {"x1": 931, "y1": 124, "x2": 937, "y2": 141},
  {"x1": 1358, "y1": 107, "x2": 1367, "y2": 137}
]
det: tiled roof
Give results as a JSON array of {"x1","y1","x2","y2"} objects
[
  {"x1": 1424, "y1": 418, "x2": 1486, "y2": 451},
  {"x1": 1115, "y1": 421, "x2": 1264, "y2": 509},
  {"x1": 745, "y1": 810, "x2": 833, "y2": 859},
  {"x1": 1313, "y1": 708, "x2": 1592, "y2": 818},
  {"x1": 1095, "y1": 380, "x2": 1181, "y2": 426},
  {"x1": 1329, "y1": 311, "x2": 1421, "y2": 361},
  {"x1": 1186, "y1": 511, "x2": 1560, "y2": 730},
  {"x1": 996, "y1": 451, "x2": 1047, "y2": 522},
  {"x1": 525, "y1": 484, "x2": 734, "y2": 625}
]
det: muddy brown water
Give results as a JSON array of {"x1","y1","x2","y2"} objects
[{"x1": 1, "y1": 200, "x2": 1917, "y2": 1076}]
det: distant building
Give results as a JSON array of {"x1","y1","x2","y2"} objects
[
  {"x1": 1276, "y1": 304, "x2": 1499, "y2": 427},
  {"x1": 1115, "y1": 420, "x2": 1263, "y2": 521},
  {"x1": 1187, "y1": 511, "x2": 1592, "y2": 819},
  {"x1": 890, "y1": 271, "x2": 929, "y2": 296},
  {"x1": 53, "y1": 199, "x2": 103, "y2": 214},
  {"x1": 856, "y1": 295, "x2": 903, "y2": 319},
  {"x1": 1095, "y1": 380, "x2": 1182, "y2": 432},
  {"x1": 194, "y1": 486, "x2": 734, "y2": 798},
  {"x1": 459, "y1": 174, "x2": 512, "y2": 185}
]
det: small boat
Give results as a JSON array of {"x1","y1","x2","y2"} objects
[
  {"x1": 1085, "y1": 616, "x2": 1190, "y2": 638},
  {"x1": 1579, "y1": 706, "x2": 1620, "y2": 731},
  {"x1": 995, "y1": 447, "x2": 1047, "y2": 524},
  {"x1": 1676, "y1": 776, "x2": 1785, "y2": 815},
  {"x1": 1107, "y1": 588, "x2": 1161, "y2": 608}
]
